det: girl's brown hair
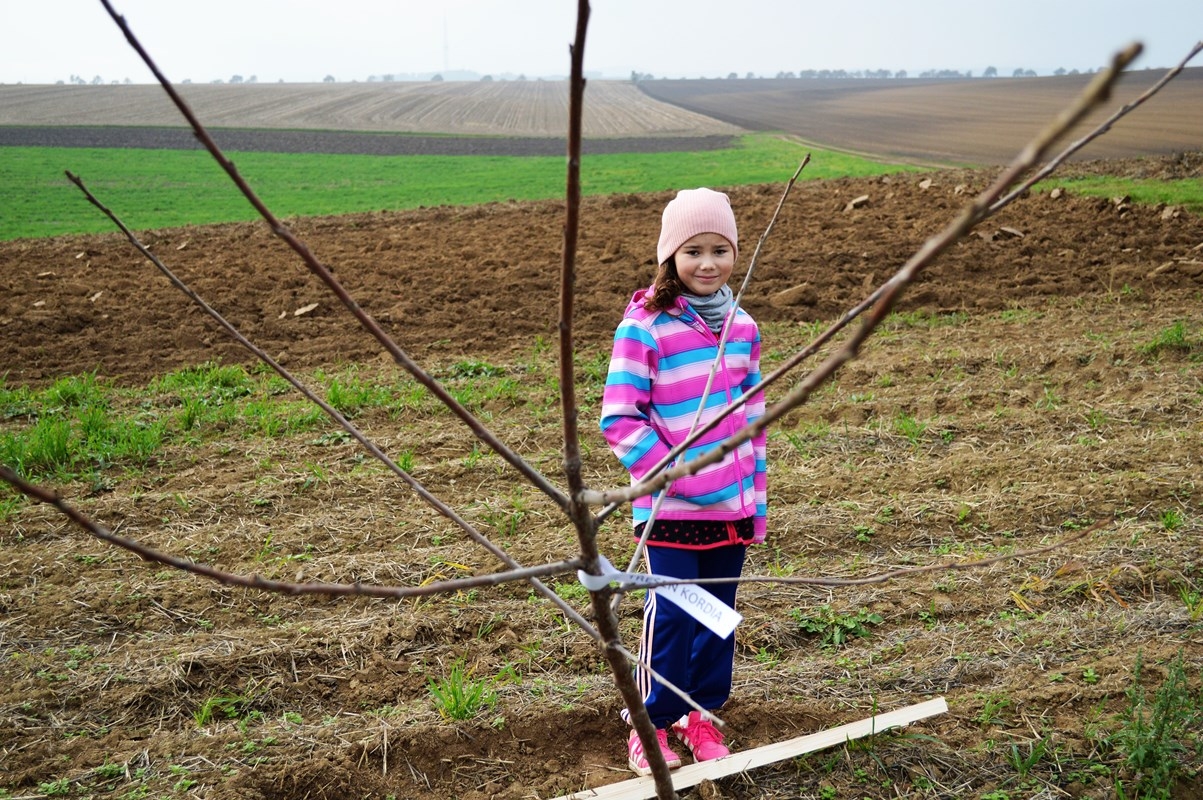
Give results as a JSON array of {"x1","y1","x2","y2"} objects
[{"x1": 643, "y1": 258, "x2": 684, "y2": 312}]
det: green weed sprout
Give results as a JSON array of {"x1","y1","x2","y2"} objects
[{"x1": 428, "y1": 660, "x2": 498, "y2": 721}]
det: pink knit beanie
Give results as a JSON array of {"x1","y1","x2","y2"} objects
[{"x1": 656, "y1": 188, "x2": 739, "y2": 267}]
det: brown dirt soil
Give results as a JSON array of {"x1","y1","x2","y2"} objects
[
  {"x1": 2, "y1": 158, "x2": 1203, "y2": 800},
  {"x1": 639, "y1": 67, "x2": 1203, "y2": 166},
  {"x1": 3, "y1": 158, "x2": 1202, "y2": 385}
]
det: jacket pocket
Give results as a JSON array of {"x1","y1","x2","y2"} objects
[{"x1": 666, "y1": 465, "x2": 733, "y2": 506}]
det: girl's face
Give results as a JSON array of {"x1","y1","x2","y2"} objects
[{"x1": 672, "y1": 232, "x2": 735, "y2": 295}]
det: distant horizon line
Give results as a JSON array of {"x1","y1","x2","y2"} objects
[{"x1": 5, "y1": 63, "x2": 1187, "y2": 87}]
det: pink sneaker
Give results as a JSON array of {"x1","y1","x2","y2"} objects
[
  {"x1": 627, "y1": 728, "x2": 682, "y2": 776},
  {"x1": 672, "y1": 711, "x2": 730, "y2": 761}
]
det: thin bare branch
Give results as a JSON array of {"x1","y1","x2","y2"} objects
[
  {"x1": 63, "y1": 170, "x2": 533, "y2": 579},
  {"x1": 599, "y1": 156, "x2": 808, "y2": 538},
  {"x1": 614, "y1": 156, "x2": 811, "y2": 594},
  {"x1": 60, "y1": 12, "x2": 702, "y2": 772},
  {"x1": 584, "y1": 48, "x2": 1144, "y2": 751},
  {"x1": 731, "y1": 155, "x2": 812, "y2": 309},
  {"x1": 590, "y1": 42, "x2": 1197, "y2": 517},
  {"x1": 0, "y1": 465, "x2": 579, "y2": 598},
  {"x1": 991, "y1": 40, "x2": 1203, "y2": 212},
  {"x1": 96, "y1": 0, "x2": 570, "y2": 513},
  {"x1": 0, "y1": 461, "x2": 696, "y2": 719},
  {"x1": 582, "y1": 42, "x2": 1143, "y2": 511},
  {"x1": 57, "y1": 168, "x2": 606, "y2": 632},
  {"x1": 549, "y1": 2, "x2": 677, "y2": 795},
  {"x1": 558, "y1": 12, "x2": 587, "y2": 503},
  {"x1": 81, "y1": 1, "x2": 612, "y2": 666},
  {"x1": 614, "y1": 643, "x2": 723, "y2": 727},
  {"x1": 757, "y1": 44, "x2": 1201, "y2": 428},
  {"x1": 607, "y1": 523, "x2": 1104, "y2": 592}
]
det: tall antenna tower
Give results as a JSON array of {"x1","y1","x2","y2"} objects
[{"x1": 442, "y1": 15, "x2": 449, "y2": 73}]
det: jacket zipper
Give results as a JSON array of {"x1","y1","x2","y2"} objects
[{"x1": 688, "y1": 309, "x2": 755, "y2": 521}]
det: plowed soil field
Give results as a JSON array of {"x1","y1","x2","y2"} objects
[
  {"x1": 2, "y1": 154, "x2": 1202, "y2": 799},
  {"x1": 639, "y1": 67, "x2": 1203, "y2": 166},
  {"x1": 6, "y1": 68, "x2": 1201, "y2": 166},
  {"x1": 0, "y1": 81, "x2": 744, "y2": 139}
]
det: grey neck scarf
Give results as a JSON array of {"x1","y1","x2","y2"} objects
[{"x1": 681, "y1": 284, "x2": 733, "y2": 334}]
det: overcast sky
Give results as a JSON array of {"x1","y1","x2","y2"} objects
[{"x1": 2, "y1": 1, "x2": 1200, "y2": 84}]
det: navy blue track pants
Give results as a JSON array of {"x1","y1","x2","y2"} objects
[{"x1": 634, "y1": 543, "x2": 746, "y2": 728}]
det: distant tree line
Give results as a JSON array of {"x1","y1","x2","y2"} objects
[
  {"x1": 628, "y1": 66, "x2": 1100, "y2": 82},
  {"x1": 62, "y1": 74, "x2": 133, "y2": 85},
  {"x1": 58, "y1": 73, "x2": 268, "y2": 85},
  {"x1": 366, "y1": 73, "x2": 524, "y2": 82}
]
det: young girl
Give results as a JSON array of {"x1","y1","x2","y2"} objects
[{"x1": 600, "y1": 187, "x2": 767, "y2": 775}]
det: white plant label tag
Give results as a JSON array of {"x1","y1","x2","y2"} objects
[{"x1": 578, "y1": 556, "x2": 742, "y2": 639}]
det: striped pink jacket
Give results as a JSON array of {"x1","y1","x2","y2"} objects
[{"x1": 600, "y1": 287, "x2": 767, "y2": 543}]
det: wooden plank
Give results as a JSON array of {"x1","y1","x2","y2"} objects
[{"x1": 553, "y1": 697, "x2": 948, "y2": 800}]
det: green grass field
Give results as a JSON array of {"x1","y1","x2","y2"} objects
[
  {"x1": 1046, "y1": 175, "x2": 1203, "y2": 214},
  {"x1": 4, "y1": 132, "x2": 1199, "y2": 241},
  {"x1": 0, "y1": 133, "x2": 918, "y2": 241}
]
